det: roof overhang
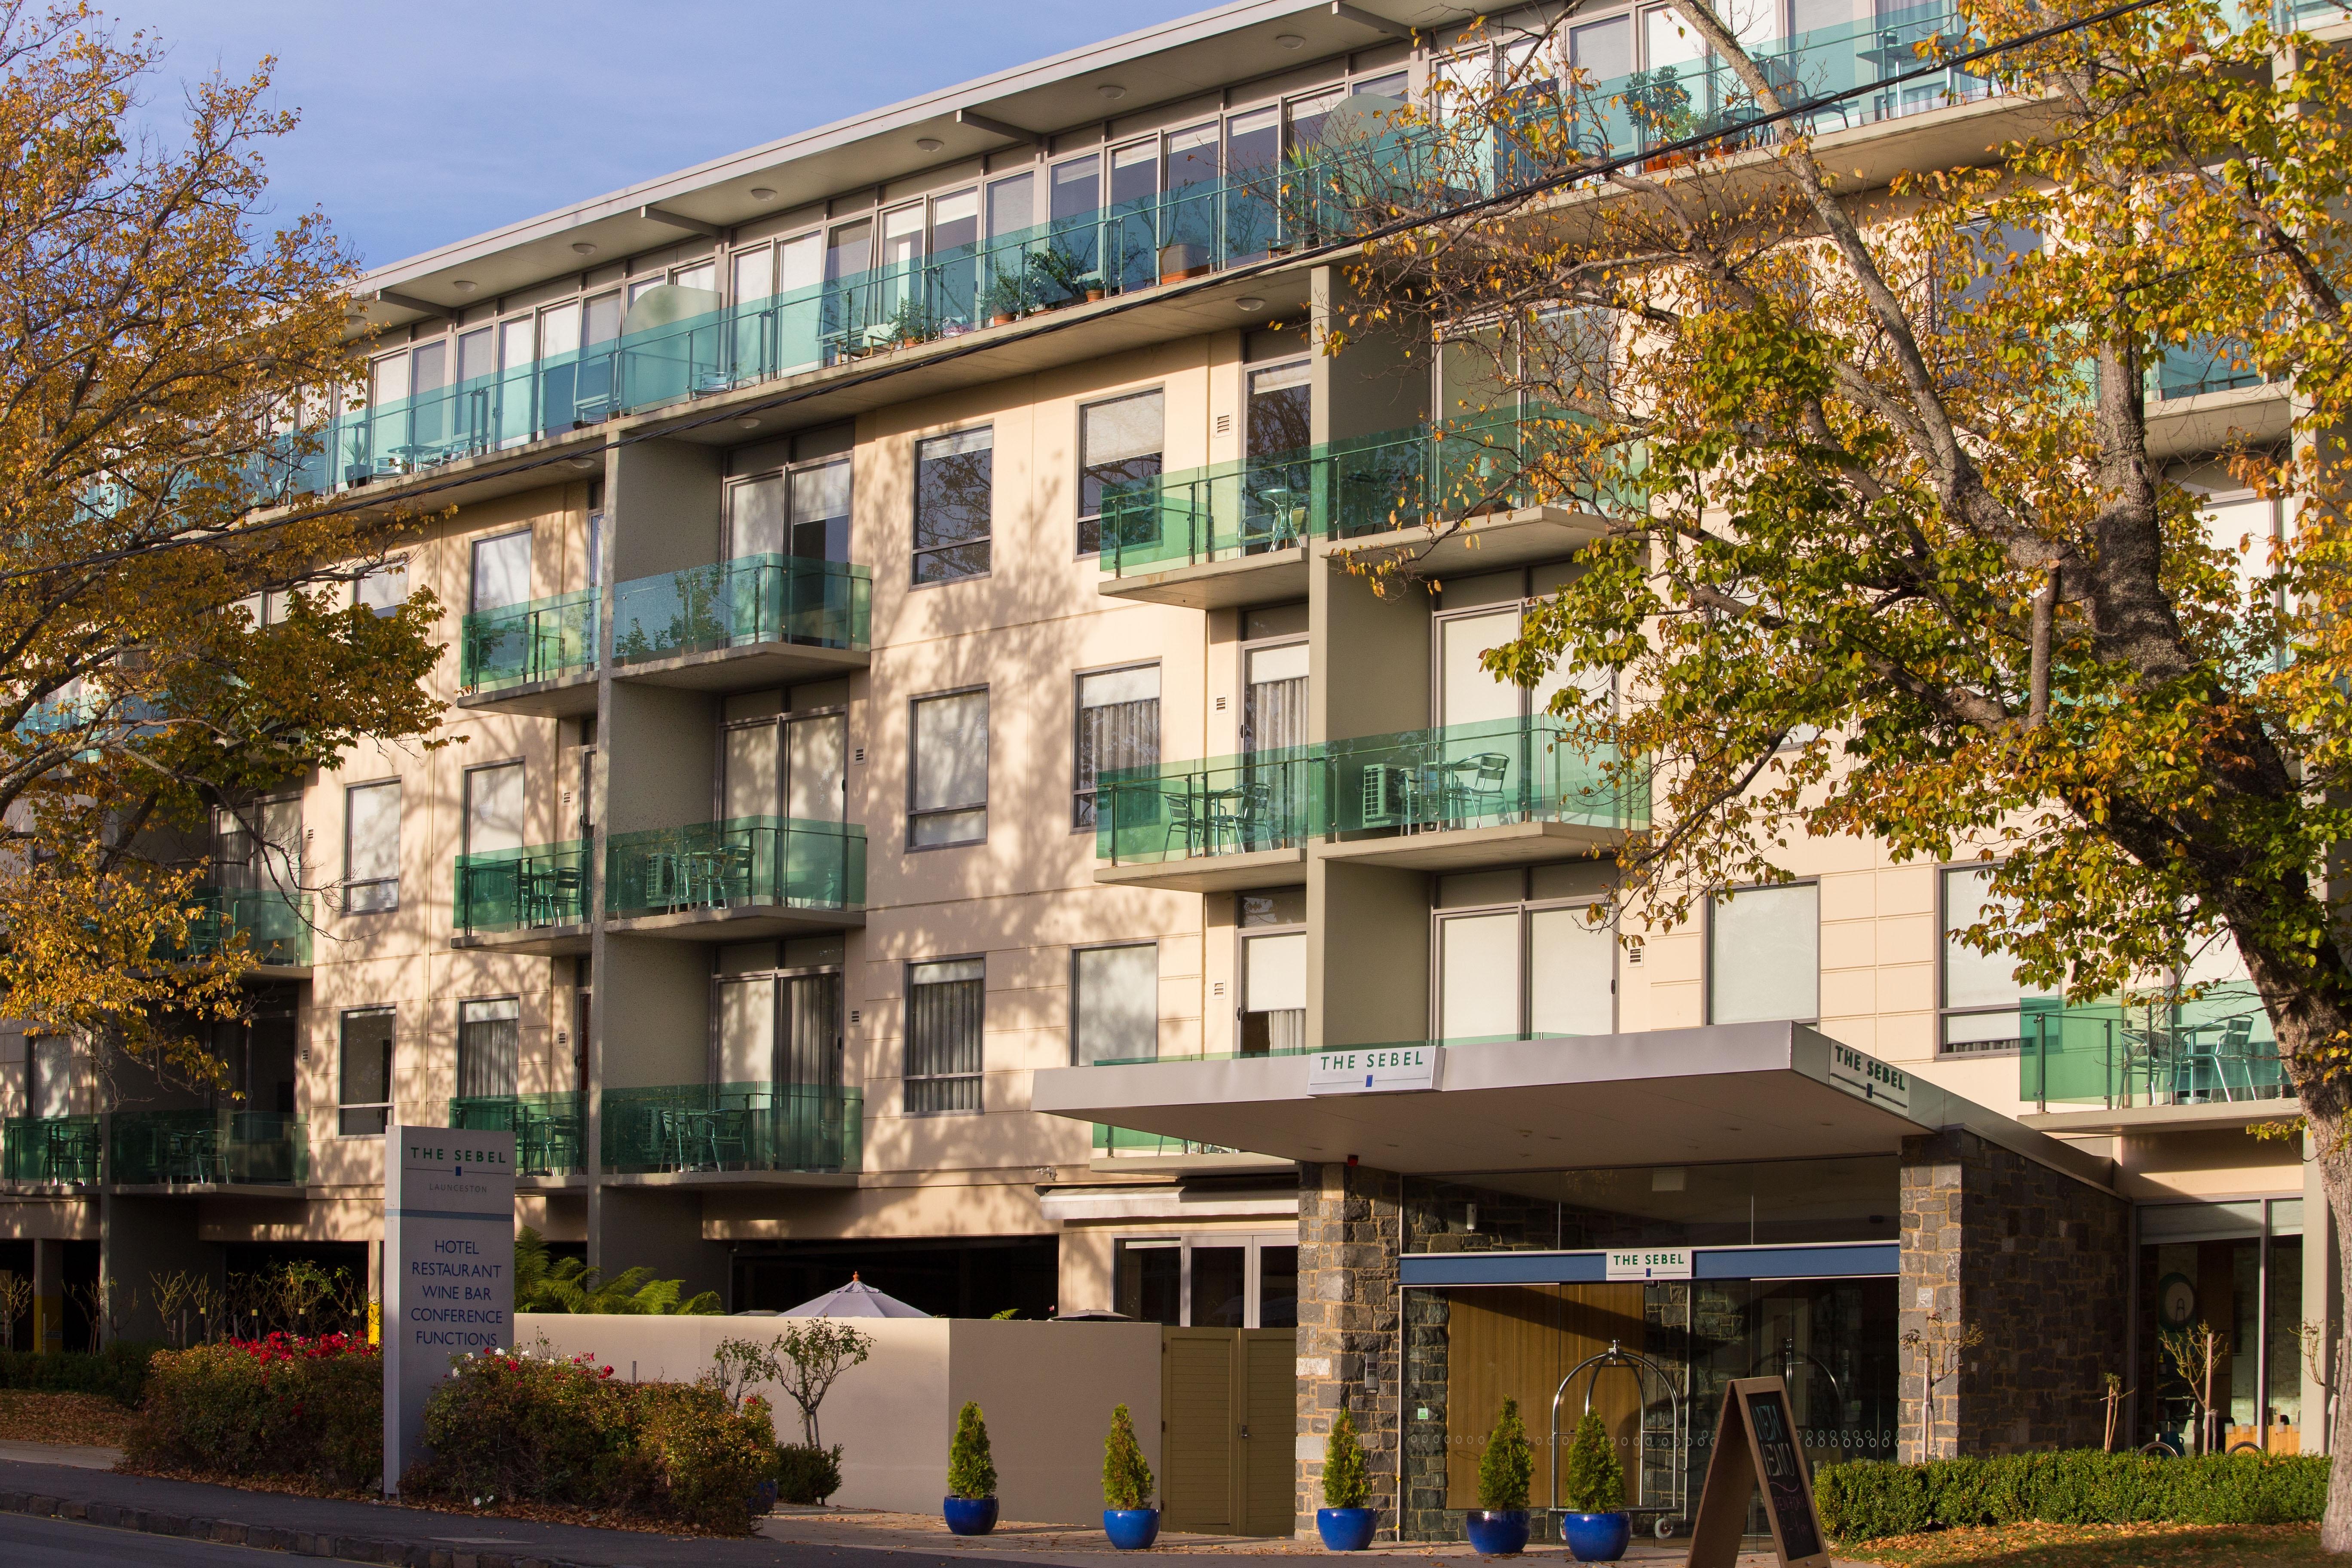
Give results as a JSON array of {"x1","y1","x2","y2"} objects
[{"x1": 1032, "y1": 1022, "x2": 2116, "y2": 1191}]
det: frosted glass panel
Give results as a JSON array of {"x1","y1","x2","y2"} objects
[
  {"x1": 470, "y1": 531, "x2": 532, "y2": 613},
  {"x1": 728, "y1": 474, "x2": 788, "y2": 557},
  {"x1": 1442, "y1": 610, "x2": 1523, "y2": 725},
  {"x1": 724, "y1": 724, "x2": 779, "y2": 820},
  {"x1": 464, "y1": 763, "x2": 525, "y2": 857},
  {"x1": 1243, "y1": 931, "x2": 1306, "y2": 1013},
  {"x1": 1530, "y1": 906, "x2": 1614, "y2": 1035},
  {"x1": 720, "y1": 977, "x2": 778, "y2": 1083},
  {"x1": 1075, "y1": 943, "x2": 1159, "y2": 1064},
  {"x1": 788, "y1": 714, "x2": 847, "y2": 822},
  {"x1": 1441, "y1": 912, "x2": 1522, "y2": 1038},
  {"x1": 1710, "y1": 883, "x2": 1819, "y2": 1023}
]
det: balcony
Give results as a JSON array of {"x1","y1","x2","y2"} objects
[
  {"x1": 2, "y1": 1115, "x2": 101, "y2": 1186},
  {"x1": 611, "y1": 555, "x2": 871, "y2": 689},
  {"x1": 1090, "y1": 1122, "x2": 1290, "y2": 1174},
  {"x1": 2018, "y1": 992, "x2": 2287, "y2": 1116},
  {"x1": 107, "y1": 1109, "x2": 307, "y2": 1190},
  {"x1": 1095, "y1": 746, "x2": 1323, "y2": 892},
  {"x1": 184, "y1": 888, "x2": 313, "y2": 971},
  {"x1": 601, "y1": 1083, "x2": 860, "y2": 1185},
  {"x1": 457, "y1": 590, "x2": 600, "y2": 716},
  {"x1": 1320, "y1": 716, "x2": 1647, "y2": 871},
  {"x1": 452, "y1": 842, "x2": 591, "y2": 955},
  {"x1": 604, "y1": 817, "x2": 864, "y2": 937},
  {"x1": 450, "y1": 1092, "x2": 586, "y2": 1180}
]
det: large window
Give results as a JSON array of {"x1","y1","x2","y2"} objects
[
  {"x1": 353, "y1": 560, "x2": 407, "y2": 615},
  {"x1": 1709, "y1": 882, "x2": 1819, "y2": 1024},
  {"x1": 1941, "y1": 864, "x2": 2050, "y2": 1054},
  {"x1": 909, "y1": 689, "x2": 988, "y2": 848},
  {"x1": 1113, "y1": 1235, "x2": 1298, "y2": 1327},
  {"x1": 913, "y1": 427, "x2": 993, "y2": 583},
  {"x1": 1434, "y1": 893, "x2": 1616, "y2": 1041},
  {"x1": 339, "y1": 1008, "x2": 395, "y2": 1136},
  {"x1": 214, "y1": 797, "x2": 301, "y2": 891},
  {"x1": 1072, "y1": 943, "x2": 1158, "y2": 1065},
  {"x1": 343, "y1": 780, "x2": 400, "y2": 914},
  {"x1": 469, "y1": 530, "x2": 532, "y2": 614},
  {"x1": 1074, "y1": 665, "x2": 1160, "y2": 829},
  {"x1": 456, "y1": 998, "x2": 520, "y2": 1101},
  {"x1": 1240, "y1": 886, "x2": 1307, "y2": 1056},
  {"x1": 463, "y1": 761, "x2": 525, "y2": 858},
  {"x1": 726, "y1": 452, "x2": 852, "y2": 563},
  {"x1": 1078, "y1": 392, "x2": 1164, "y2": 556},
  {"x1": 906, "y1": 957, "x2": 984, "y2": 1114}
]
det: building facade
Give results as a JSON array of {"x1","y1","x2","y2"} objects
[{"x1": 0, "y1": 0, "x2": 2338, "y2": 1543}]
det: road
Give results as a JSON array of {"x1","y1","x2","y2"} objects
[{"x1": 3, "y1": 1510, "x2": 306, "y2": 1566}]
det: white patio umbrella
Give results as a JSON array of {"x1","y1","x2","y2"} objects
[{"x1": 780, "y1": 1270, "x2": 930, "y2": 1318}]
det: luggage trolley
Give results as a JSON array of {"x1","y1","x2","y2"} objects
[{"x1": 1550, "y1": 1339, "x2": 1687, "y2": 1540}]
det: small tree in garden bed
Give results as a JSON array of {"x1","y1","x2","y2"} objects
[
  {"x1": 773, "y1": 1320, "x2": 872, "y2": 1448},
  {"x1": 949, "y1": 1401, "x2": 998, "y2": 1500},
  {"x1": 1103, "y1": 1402, "x2": 1155, "y2": 1510},
  {"x1": 1560, "y1": 1410, "x2": 1625, "y2": 1514},
  {"x1": 1323, "y1": 1407, "x2": 1371, "y2": 1509},
  {"x1": 1477, "y1": 1397, "x2": 1534, "y2": 1512}
]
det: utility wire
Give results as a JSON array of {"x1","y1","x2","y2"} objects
[{"x1": 0, "y1": 0, "x2": 2185, "y2": 586}]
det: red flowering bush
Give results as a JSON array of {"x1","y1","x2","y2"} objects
[
  {"x1": 402, "y1": 1345, "x2": 779, "y2": 1534},
  {"x1": 126, "y1": 1334, "x2": 382, "y2": 1491}
]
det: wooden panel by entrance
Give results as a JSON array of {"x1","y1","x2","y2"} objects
[{"x1": 1161, "y1": 1327, "x2": 1298, "y2": 1537}]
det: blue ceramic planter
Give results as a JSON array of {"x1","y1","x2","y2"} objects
[
  {"x1": 1464, "y1": 1510, "x2": 1530, "y2": 1555},
  {"x1": 1104, "y1": 1507, "x2": 1161, "y2": 1550},
  {"x1": 943, "y1": 1496, "x2": 999, "y2": 1536},
  {"x1": 747, "y1": 1479, "x2": 778, "y2": 1516},
  {"x1": 1317, "y1": 1507, "x2": 1377, "y2": 1550},
  {"x1": 1560, "y1": 1511, "x2": 1631, "y2": 1562}
]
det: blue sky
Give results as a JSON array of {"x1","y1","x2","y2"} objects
[{"x1": 103, "y1": 1, "x2": 1213, "y2": 270}]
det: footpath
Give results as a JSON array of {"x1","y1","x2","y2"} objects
[{"x1": 0, "y1": 1453, "x2": 1839, "y2": 1568}]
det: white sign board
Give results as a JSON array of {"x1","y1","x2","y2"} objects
[
  {"x1": 1606, "y1": 1246, "x2": 1694, "y2": 1280},
  {"x1": 383, "y1": 1124, "x2": 514, "y2": 1496},
  {"x1": 1826, "y1": 1041, "x2": 1912, "y2": 1115},
  {"x1": 1307, "y1": 1044, "x2": 1442, "y2": 1096}
]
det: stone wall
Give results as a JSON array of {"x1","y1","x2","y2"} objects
[
  {"x1": 1295, "y1": 1160, "x2": 1405, "y2": 1541},
  {"x1": 1899, "y1": 1130, "x2": 2130, "y2": 1459}
]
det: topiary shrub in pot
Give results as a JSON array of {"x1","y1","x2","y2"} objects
[
  {"x1": 1558, "y1": 1410, "x2": 1630, "y2": 1562},
  {"x1": 1465, "y1": 1397, "x2": 1534, "y2": 1555},
  {"x1": 1102, "y1": 1402, "x2": 1160, "y2": 1550},
  {"x1": 1316, "y1": 1407, "x2": 1377, "y2": 1550},
  {"x1": 944, "y1": 1400, "x2": 1000, "y2": 1536}
]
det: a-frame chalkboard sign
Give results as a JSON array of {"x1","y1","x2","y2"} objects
[{"x1": 1684, "y1": 1376, "x2": 1831, "y2": 1568}]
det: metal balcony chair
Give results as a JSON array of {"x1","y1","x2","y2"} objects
[{"x1": 1443, "y1": 752, "x2": 1515, "y2": 825}]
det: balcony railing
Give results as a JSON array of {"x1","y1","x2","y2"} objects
[
  {"x1": 1085, "y1": 1032, "x2": 1567, "y2": 1067},
  {"x1": 2018, "y1": 991, "x2": 2286, "y2": 1111},
  {"x1": 1095, "y1": 719, "x2": 1644, "y2": 867},
  {"x1": 454, "y1": 842, "x2": 590, "y2": 936},
  {"x1": 450, "y1": 1092, "x2": 586, "y2": 1176},
  {"x1": 1093, "y1": 1124, "x2": 1244, "y2": 1157},
  {"x1": 611, "y1": 555, "x2": 872, "y2": 666},
  {"x1": 601, "y1": 1083, "x2": 861, "y2": 1175},
  {"x1": 184, "y1": 888, "x2": 313, "y2": 968},
  {"x1": 2148, "y1": 337, "x2": 2269, "y2": 402},
  {"x1": 2, "y1": 1115, "x2": 101, "y2": 1183},
  {"x1": 107, "y1": 1109, "x2": 307, "y2": 1187},
  {"x1": 604, "y1": 817, "x2": 864, "y2": 919},
  {"x1": 459, "y1": 589, "x2": 600, "y2": 693}
]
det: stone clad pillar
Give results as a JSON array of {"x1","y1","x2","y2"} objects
[{"x1": 1295, "y1": 1160, "x2": 1405, "y2": 1540}]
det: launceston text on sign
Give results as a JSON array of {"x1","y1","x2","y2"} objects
[{"x1": 1307, "y1": 1044, "x2": 1442, "y2": 1096}]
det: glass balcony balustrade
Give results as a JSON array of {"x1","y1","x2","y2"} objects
[
  {"x1": 449, "y1": 1092, "x2": 587, "y2": 1176},
  {"x1": 1096, "y1": 745, "x2": 1326, "y2": 868},
  {"x1": 1083, "y1": 1032, "x2": 1569, "y2": 1067},
  {"x1": 1093, "y1": 1124, "x2": 1244, "y2": 1156},
  {"x1": 2017, "y1": 989, "x2": 2286, "y2": 1110},
  {"x1": 2, "y1": 1115, "x2": 101, "y2": 1183},
  {"x1": 604, "y1": 817, "x2": 864, "y2": 919},
  {"x1": 2148, "y1": 336, "x2": 2269, "y2": 401},
  {"x1": 108, "y1": 1108, "x2": 307, "y2": 1186},
  {"x1": 459, "y1": 589, "x2": 600, "y2": 693},
  {"x1": 611, "y1": 556, "x2": 872, "y2": 666},
  {"x1": 453, "y1": 842, "x2": 590, "y2": 936},
  {"x1": 601, "y1": 1082, "x2": 861, "y2": 1175},
  {"x1": 180, "y1": 887, "x2": 313, "y2": 968}
]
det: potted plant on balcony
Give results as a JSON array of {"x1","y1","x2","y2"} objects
[
  {"x1": 1465, "y1": 1396, "x2": 1533, "y2": 1555},
  {"x1": 1315, "y1": 1406, "x2": 1377, "y2": 1550},
  {"x1": 1101, "y1": 1402, "x2": 1159, "y2": 1549},
  {"x1": 943, "y1": 1400, "x2": 999, "y2": 1535},
  {"x1": 1556, "y1": 1409, "x2": 1629, "y2": 1562},
  {"x1": 982, "y1": 270, "x2": 1028, "y2": 328}
]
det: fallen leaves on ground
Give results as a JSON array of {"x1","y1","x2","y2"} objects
[
  {"x1": 115, "y1": 1461, "x2": 751, "y2": 1538},
  {"x1": 0, "y1": 1390, "x2": 137, "y2": 1447},
  {"x1": 1849, "y1": 1521, "x2": 2325, "y2": 1568}
]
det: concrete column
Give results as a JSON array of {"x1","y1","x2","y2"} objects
[
  {"x1": 31, "y1": 1237, "x2": 64, "y2": 1353},
  {"x1": 1295, "y1": 1161, "x2": 1405, "y2": 1541}
]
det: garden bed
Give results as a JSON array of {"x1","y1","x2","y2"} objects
[
  {"x1": 1852, "y1": 1520, "x2": 2323, "y2": 1567},
  {"x1": 0, "y1": 1388, "x2": 137, "y2": 1447}
]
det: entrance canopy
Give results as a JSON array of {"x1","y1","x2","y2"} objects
[{"x1": 1033, "y1": 1022, "x2": 2111, "y2": 1188}]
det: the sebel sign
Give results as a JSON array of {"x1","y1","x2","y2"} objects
[
  {"x1": 1307, "y1": 1044, "x2": 1442, "y2": 1096},
  {"x1": 382, "y1": 1124, "x2": 515, "y2": 1497},
  {"x1": 1826, "y1": 1040, "x2": 1911, "y2": 1115},
  {"x1": 1605, "y1": 1246, "x2": 1693, "y2": 1281}
]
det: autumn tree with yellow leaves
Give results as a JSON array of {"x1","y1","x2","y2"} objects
[
  {"x1": 1332, "y1": 0, "x2": 2352, "y2": 1533},
  {"x1": 0, "y1": 3, "x2": 441, "y2": 1090}
]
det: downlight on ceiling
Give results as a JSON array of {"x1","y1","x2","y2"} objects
[
  {"x1": 1098, "y1": 83, "x2": 1127, "y2": 101},
  {"x1": 748, "y1": 187, "x2": 776, "y2": 201},
  {"x1": 916, "y1": 137, "x2": 944, "y2": 152},
  {"x1": 1235, "y1": 296, "x2": 1266, "y2": 311},
  {"x1": 571, "y1": 242, "x2": 597, "y2": 256},
  {"x1": 451, "y1": 279, "x2": 478, "y2": 294},
  {"x1": 1277, "y1": 33, "x2": 1305, "y2": 47}
]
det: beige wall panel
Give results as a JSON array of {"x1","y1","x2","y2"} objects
[
  {"x1": 701, "y1": 1173, "x2": 1052, "y2": 1239},
  {"x1": 2116, "y1": 1128, "x2": 2302, "y2": 1202},
  {"x1": 0, "y1": 1199, "x2": 99, "y2": 1241}
]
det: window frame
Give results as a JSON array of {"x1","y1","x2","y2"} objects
[
  {"x1": 460, "y1": 757, "x2": 528, "y2": 859},
  {"x1": 911, "y1": 425, "x2": 995, "y2": 585},
  {"x1": 904, "y1": 954, "x2": 986, "y2": 1115},
  {"x1": 455, "y1": 995, "x2": 522, "y2": 1102},
  {"x1": 1429, "y1": 893, "x2": 1617, "y2": 1041},
  {"x1": 1236, "y1": 892, "x2": 1308, "y2": 1058},
  {"x1": 468, "y1": 527, "x2": 534, "y2": 615},
  {"x1": 1937, "y1": 861, "x2": 2046, "y2": 1058},
  {"x1": 1704, "y1": 879, "x2": 1821, "y2": 1026},
  {"x1": 1110, "y1": 1233, "x2": 1299, "y2": 1328},
  {"x1": 1069, "y1": 939, "x2": 1161, "y2": 1066},
  {"x1": 1072, "y1": 660, "x2": 1161, "y2": 832},
  {"x1": 341, "y1": 777, "x2": 401, "y2": 915},
  {"x1": 337, "y1": 1006, "x2": 396, "y2": 1138},
  {"x1": 907, "y1": 686, "x2": 990, "y2": 851},
  {"x1": 1075, "y1": 388, "x2": 1167, "y2": 558}
]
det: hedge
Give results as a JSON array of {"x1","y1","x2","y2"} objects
[
  {"x1": 1816, "y1": 1451, "x2": 2331, "y2": 1542},
  {"x1": 0, "y1": 1342, "x2": 159, "y2": 1406},
  {"x1": 125, "y1": 1334, "x2": 381, "y2": 1491}
]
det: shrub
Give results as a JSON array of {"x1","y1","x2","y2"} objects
[
  {"x1": 1323, "y1": 1407, "x2": 1371, "y2": 1509},
  {"x1": 125, "y1": 1333, "x2": 380, "y2": 1491},
  {"x1": 777, "y1": 1442, "x2": 843, "y2": 1505},
  {"x1": 0, "y1": 1342, "x2": 158, "y2": 1405},
  {"x1": 1103, "y1": 1402, "x2": 1155, "y2": 1510},
  {"x1": 640, "y1": 1381, "x2": 780, "y2": 1536},
  {"x1": 1815, "y1": 1451, "x2": 2331, "y2": 1544},
  {"x1": 948, "y1": 1400, "x2": 998, "y2": 1499},
  {"x1": 1476, "y1": 1397, "x2": 1534, "y2": 1511},
  {"x1": 1560, "y1": 1410, "x2": 1626, "y2": 1513}
]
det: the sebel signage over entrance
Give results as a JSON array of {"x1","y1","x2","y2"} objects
[
  {"x1": 1307, "y1": 1044, "x2": 1442, "y2": 1096},
  {"x1": 1605, "y1": 1246, "x2": 1694, "y2": 1281},
  {"x1": 1826, "y1": 1040, "x2": 1911, "y2": 1115},
  {"x1": 382, "y1": 1124, "x2": 515, "y2": 1496}
]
